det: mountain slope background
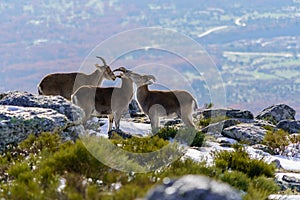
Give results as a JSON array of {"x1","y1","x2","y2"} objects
[{"x1": 0, "y1": 0, "x2": 299, "y2": 117}]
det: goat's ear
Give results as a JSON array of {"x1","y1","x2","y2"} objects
[
  {"x1": 148, "y1": 75, "x2": 156, "y2": 82},
  {"x1": 95, "y1": 63, "x2": 106, "y2": 70}
]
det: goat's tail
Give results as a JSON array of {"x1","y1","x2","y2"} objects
[
  {"x1": 71, "y1": 94, "x2": 77, "y2": 105},
  {"x1": 193, "y1": 98, "x2": 198, "y2": 111},
  {"x1": 37, "y1": 85, "x2": 43, "y2": 95}
]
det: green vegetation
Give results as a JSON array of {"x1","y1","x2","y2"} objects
[
  {"x1": 263, "y1": 129, "x2": 300, "y2": 155},
  {"x1": 212, "y1": 144, "x2": 279, "y2": 199},
  {"x1": 155, "y1": 127, "x2": 205, "y2": 147},
  {"x1": 213, "y1": 144, "x2": 275, "y2": 178},
  {"x1": 198, "y1": 115, "x2": 229, "y2": 128},
  {"x1": 0, "y1": 131, "x2": 279, "y2": 199}
]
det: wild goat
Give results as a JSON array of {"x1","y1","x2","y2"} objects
[
  {"x1": 37, "y1": 56, "x2": 116, "y2": 100},
  {"x1": 114, "y1": 67, "x2": 198, "y2": 130},
  {"x1": 71, "y1": 68, "x2": 134, "y2": 131}
]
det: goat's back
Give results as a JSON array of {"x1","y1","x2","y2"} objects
[
  {"x1": 38, "y1": 73, "x2": 77, "y2": 97},
  {"x1": 39, "y1": 71, "x2": 102, "y2": 99},
  {"x1": 138, "y1": 88, "x2": 197, "y2": 115}
]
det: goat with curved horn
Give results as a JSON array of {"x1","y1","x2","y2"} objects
[
  {"x1": 37, "y1": 56, "x2": 116, "y2": 100},
  {"x1": 71, "y1": 66, "x2": 135, "y2": 131},
  {"x1": 96, "y1": 56, "x2": 107, "y2": 66}
]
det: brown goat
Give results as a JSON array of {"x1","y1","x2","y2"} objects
[
  {"x1": 38, "y1": 56, "x2": 116, "y2": 100},
  {"x1": 114, "y1": 67, "x2": 198, "y2": 130},
  {"x1": 71, "y1": 69, "x2": 134, "y2": 131}
]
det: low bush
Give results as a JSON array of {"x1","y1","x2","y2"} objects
[
  {"x1": 213, "y1": 144, "x2": 275, "y2": 178},
  {"x1": 112, "y1": 135, "x2": 169, "y2": 153},
  {"x1": 243, "y1": 176, "x2": 280, "y2": 200},
  {"x1": 0, "y1": 132, "x2": 279, "y2": 200},
  {"x1": 263, "y1": 129, "x2": 300, "y2": 155},
  {"x1": 219, "y1": 170, "x2": 250, "y2": 191},
  {"x1": 155, "y1": 127, "x2": 205, "y2": 147}
]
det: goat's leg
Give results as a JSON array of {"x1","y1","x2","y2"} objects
[
  {"x1": 149, "y1": 112, "x2": 159, "y2": 133},
  {"x1": 108, "y1": 114, "x2": 114, "y2": 131},
  {"x1": 114, "y1": 111, "x2": 122, "y2": 130},
  {"x1": 81, "y1": 106, "x2": 93, "y2": 124},
  {"x1": 181, "y1": 106, "x2": 195, "y2": 128},
  {"x1": 181, "y1": 115, "x2": 195, "y2": 128}
]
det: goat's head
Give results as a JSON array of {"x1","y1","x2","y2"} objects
[
  {"x1": 113, "y1": 67, "x2": 131, "y2": 80},
  {"x1": 95, "y1": 56, "x2": 116, "y2": 81},
  {"x1": 114, "y1": 67, "x2": 156, "y2": 87},
  {"x1": 141, "y1": 74, "x2": 155, "y2": 86}
]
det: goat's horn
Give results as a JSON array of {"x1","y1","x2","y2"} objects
[
  {"x1": 96, "y1": 56, "x2": 107, "y2": 66},
  {"x1": 113, "y1": 67, "x2": 127, "y2": 72}
]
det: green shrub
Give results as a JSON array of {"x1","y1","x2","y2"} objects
[
  {"x1": 247, "y1": 159, "x2": 275, "y2": 178},
  {"x1": 0, "y1": 131, "x2": 280, "y2": 200},
  {"x1": 155, "y1": 127, "x2": 178, "y2": 140},
  {"x1": 213, "y1": 144, "x2": 275, "y2": 178},
  {"x1": 252, "y1": 176, "x2": 279, "y2": 194},
  {"x1": 290, "y1": 134, "x2": 300, "y2": 144},
  {"x1": 8, "y1": 162, "x2": 31, "y2": 181},
  {"x1": 243, "y1": 176, "x2": 279, "y2": 200},
  {"x1": 263, "y1": 129, "x2": 289, "y2": 154},
  {"x1": 19, "y1": 132, "x2": 61, "y2": 154},
  {"x1": 41, "y1": 139, "x2": 113, "y2": 180},
  {"x1": 155, "y1": 127, "x2": 205, "y2": 147},
  {"x1": 219, "y1": 171, "x2": 250, "y2": 191},
  {"x1": 263, "y1": 129, "x2": 299, "y2": 155},
  {"x1": 112, "y1": 135, "x2": 169, "y2": 153}
]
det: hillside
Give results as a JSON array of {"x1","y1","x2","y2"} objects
[{"x1": 0, "y1": 0, "x2": 299, "y2": 116}]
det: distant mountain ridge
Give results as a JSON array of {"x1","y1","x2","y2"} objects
[{"x1": 0, "y1": 0, "x2": 299, "y2": 116}]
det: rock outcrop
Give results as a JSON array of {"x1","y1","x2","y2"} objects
[
  {"x1": 201, "y1": 119, "x2": 240, "y2": 133},
  {"x1": 276, "y1": 173, "x2": 300, "y2": 193},
  {"x1": 144, "y1": 175, "x2": 242, "y2": 200},
  {"x1": 0, "y1": 91, "x2": 83, "y2": 123},
  {"x1": 222, "y1": 123, "x2": 267, "y2": 145},
  {"x1": 0, "y1": 105, "x2": 68, "y2": 151},
  {"x1": 0, "y1": 91, "x2": 85, "y2": 152},
  {"x1": 277, "y1": 120, "x2": 300, "y2": 134},
  {"x1": 256, "y1": 104, "x2": 295, "y2": 124},
  {"x1": 202, "y1": 108, "x2": 254, "y2": 120}
]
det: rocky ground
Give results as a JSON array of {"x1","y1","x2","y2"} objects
[{"x1": 1, "y1": 91, "x2": 300, "y2": 199}]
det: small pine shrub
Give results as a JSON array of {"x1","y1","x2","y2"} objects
[
  {"x1": 243, "y1": 176, "x2": 279, "y2": 200},
  {"x1": 42, "y1": 139, "x2": 111, "y2": 180},
  {"x1": 263, "y1": 129, "x2": 293, "y2": 155},
  {"x1": 213, "y1": 144, "x2": 275, "y2": 178},
  {"x1": 8, "y1": 162, "x2": 31, "y2": 181},
  {"x1": 219, "y1": 171, "x2": 250, "y2": 191},
  {"x1": 112, "y1": 135, "x2": 169, "y2": 153},
  {"x1": 155, "y1": 127, "x2": 205, "y2": 147},
  {"x1": 19, "y1": 132, "x2": 61, "y2": 154},
  {"x1": 247, "y1": 159, "x2": 275, "y2": 178},
  {"x1": 155, "y1": 127, "x2": 178, "y2": 140},
  {"x1": 252, "y1": 176, "x2": 280, "y2": 194},
  {"x1": 290, "y1": 134, "x2": 300, "y2": 144}
]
